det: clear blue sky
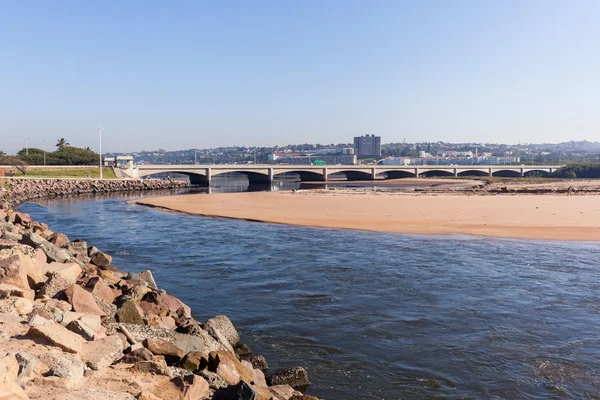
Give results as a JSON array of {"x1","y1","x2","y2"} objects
[{"x1": 1, "y1": 0, "x2": 599, "y2": 154}]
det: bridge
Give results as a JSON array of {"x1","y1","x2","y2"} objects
[{"x1": 125, "y1": 164, "x2": 563, "y2": 186}]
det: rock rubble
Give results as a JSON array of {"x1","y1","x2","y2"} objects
[{"x1": 0, "y1": 180, "x2": 317, "y2": 400}]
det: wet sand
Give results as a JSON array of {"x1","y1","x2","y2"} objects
[{"x1": 133, "y1": 189, "x2": 600, "y2": 241}]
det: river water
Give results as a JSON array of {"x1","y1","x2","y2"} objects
[{"x1": 17, "y1": 189, "x2": 600, "y2": 399}]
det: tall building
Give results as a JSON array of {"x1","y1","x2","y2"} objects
[{"x1": 353, "y1": 134, "x2": 381, "y2": 159}]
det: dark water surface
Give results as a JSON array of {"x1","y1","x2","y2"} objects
[{"x1": 18, "y1": 192, "x2": 600, "y2": 399}]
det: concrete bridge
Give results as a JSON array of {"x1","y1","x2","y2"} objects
[{"x1": 125, "y1": 164, "x2": 563, "y2": 186}]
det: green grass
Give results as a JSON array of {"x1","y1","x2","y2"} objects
[{"x1": 2, "y1": 167, "x2": 116, "y2": 179}]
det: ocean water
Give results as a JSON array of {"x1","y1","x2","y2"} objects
[{"x1": 18, "y1": 191, "x2": 600, "y2": 399}]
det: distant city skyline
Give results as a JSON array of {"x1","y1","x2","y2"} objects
[{"x1": 2, "y1": 1, "x2": 600, "y2": 154}]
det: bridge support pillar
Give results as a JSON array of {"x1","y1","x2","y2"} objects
[
  {"x1": 206, "y1": 168, "x2": 212, "y2": 185},
  {"x1": 520, "y1": 168, "x2": 525, "y2": 177},
  {"x1": 322, "y1": 168, "x2": 328, "y2": 181},
  {"x1": 268, "y1": 168, "x2": 274, "y2": 183},
  {"x1": 371, "y1": 167, "x2": 376, "y2": 180},
  {"x1": 415, "y1": 168, "x2": 420, "y2": 177},
  {"x1": 489, "y1": 168, "x2": 493, "y2": 177},
  {"x1": 453, "y1": 168, "x2": 458, "y2": 177}
]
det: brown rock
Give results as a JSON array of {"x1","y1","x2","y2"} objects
[
  {"x1": 81, "y1": 335, "x2": 124, "y2": 370},
  {"x1": 143, "y1": 338, "x2": 184, "y2": 365},
  {"x1": 13, "y1": 212, "x2": 32, "y2": 228},
  {"x1": 37, "y1": 273, "x2": 72, "y2": 299},
  {"x1": 179, "y1": 351, "x2": 208, "y2": 372},
  {"x1": 86, "y1": 276, "x2": 119, "y2": 303},
  {"x1": 137, "y1": 391, "x2": 162, "y2": 400},
  {"x1": 47, "y1": 233, "x2": 69, "y2": 248},
  {"x1": 0, "y1": 283, "x2": 34, "y2": 301},
  {"x1": 91, "y1": 250, "x2": 112, "y2": 268},
  {"x1": 266, "y1": 366, "x2": 310, "y2": 390},
  {"x1": 205, "y1": 315, "x2": 240, "y2": 347},
  {"x1": 171, "y1": 374, "x2": 210, "y2": 400},
  {"x1": 121, "y1": 347, "x2": 156, "y2": 364},
  {"x1": 42, "y1": 262, "x2": 82, "y2": 284},
  {"x1": 0, "y1": 352, "x2": 28, "y2": 400},
  {"x1": 245, "y1": 355, "x2": 268, "y2": 371},
  {"x1": 26, "y1": 323, "x2": 86, "y2": 353},
  {"x1": 116, "y1": 300, "x2": 144, "y2": 325},
  {"x1": 64, "y1": 284, "x2": 105, "y2": 316},
  {"x1": 68, "y1": 239, "x2": 87, "y2": 254},
  {"x1": 269, "y1": 385, "x2": 299, "y2": 400},
  {"x1": 133, "y1": 359, "x2": 171, "y2": 376},
  {"x1": 208, "y1": 351, "x2": 253, "y2": 385},
  {"x1": 144, "y1": 291, "x2": 191, "y2": 319},
  {"x1": 0, "y1": 253, "x2": 29, "y2": 289}
]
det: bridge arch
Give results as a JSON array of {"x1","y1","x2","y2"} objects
[
  {"x1": 380, "y1": 170, "x2": 417, "y2": 179},
  {"x1": 273, "y1": 170, "x2": 325, "y2": 182},
  {"x1": 492, "y1": 169, "x2": 522, "y2": 177},
  {"x1": 523, "y1": 169, "x2": 551, "y2": 177},
  {"x1": 139, "y1": 170, "x2": 209, "y2": 185},
  {"x1": 331, "y1": 170, "x2": 373, "y2": 181},
  {"x1": 211, "y1": 170, "x2": 271, "y2": 184},
  {"x1": 419, "y1": 169, "x2": 455, "y2": 177},
  {"x1": 457, "y1": 169, "x2": 489, "y2": 177}
]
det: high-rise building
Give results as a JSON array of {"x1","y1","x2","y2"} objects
[{"x1": 353, "y1": 134, "x2": 381, "y2": 159}]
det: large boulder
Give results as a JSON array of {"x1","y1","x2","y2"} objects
[
  {"x1": 204, "y1": 315, "x2": 240, "y2": 347},
  {"x1": 39, "y1": 351, "x2": 84, "y2": 385},
  {"x1": 47, "y1": 233, "x2": 69, "y2": 248},
  {"x1": 37, "y1": 273, "x2": 72, "y2": 299},
  {"x1": 26, "y1": 322, "x2": 86, "y2": 353},
  {"x1": 115, "y1": 300, "x2": 144, "y2": 325},
  {"x1": 109, "y1": 323, "x2": 208, "y2": 354},
  {"x1": 143, "y1": 291, "x2": 191, "y2": 319},
  {"x1": 64, "y1": 284, "x2": 106, "y2": 316},
  {"x1": 41, "y1": 262, "x2": 82, "y2": 284},
  {"x1": 208, "y1": 351, "x2": 254, "y2": 386},
  {"x1": 0, "y1": 253, "x2": 29, "y2": 289},
  {"x1": 0, "y1": 283, "x2": 34, "y2": 301},
  {"x1": 266, "y1": 367, "x2": 310, "y2": 390},
  {"x1": 86, "y1": 276, "x2": 119, "y2": 303},
  {"x1": 81, "y1": 335, "x2": 124, "y2": 370},
  {"x1": 0, "y1": 352, "x2": 28, "y2": 400},
  {"x1": 13, "y1": 212, "x2": 32, "y2": 228},
  {"x1": 171, "y1": 374, "x2": 210, "y2": 400},
  {"x1": 21, "y1": 233, "x2": 70, "y2": 263},
  {"x1": 128, "y1": 270, "x2": 158, "y2": 290},
  {"x1": 143, "y1": 338, "x2": 184, "y2": 365},
  {"x1": 90, "y1": 249, "x2": 112, "y2": 268}
]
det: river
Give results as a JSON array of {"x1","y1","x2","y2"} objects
[{"x1": 17, "y1": 188, "x2": 600, "y2": 399}]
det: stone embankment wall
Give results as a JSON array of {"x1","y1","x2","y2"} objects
[
  {"x1": 0, "y1": 180, "x2": 316, "y2": 400},
  {"x1": 0, "y1": 178, "x2": 189, "y2": 206}
]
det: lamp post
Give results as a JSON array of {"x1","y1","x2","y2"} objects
[
  {"x1": 98, "y1": 126, "x2": 103, "y2": 180},
  {"x1": 43, "y1": 140, "x2": 46, "y2": 166},
  {"x1": 25, "y1": 137, "x2": 29, "y2": 155},
  {"x1": 194, "y1": 148, "x2": 197, "y2": 165}
]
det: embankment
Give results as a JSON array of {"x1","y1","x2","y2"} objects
[
  {"x1": 1, "y1": 178, "x2": 189, "y2": 206},
  {"x1": 0, "y1": 179, "x2": 312, "y2": 400}
]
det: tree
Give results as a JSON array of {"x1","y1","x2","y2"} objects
[
  {"x1": 0, "y1": 151, "x2": 5, "y2": 158},
  {"x1": 0, "y1": 155, "x2": 28, "y2": 175},
  {"x1": 84, "y1": 147, "x2": 92, "y2": 151},
  {"x1": 56, "y1": 138, "x2": 70, "y2": 149}
]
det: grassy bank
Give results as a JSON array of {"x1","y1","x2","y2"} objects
[{"x1": 1, "y1": 167, "x2": 116, "y2": 179}]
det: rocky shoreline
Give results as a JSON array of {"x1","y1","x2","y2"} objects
[
  {"x1": 1, "y1": 178, "x2": 190, "y2": 205},
  {"x1": 0, "y1": 179, "x2": 317, "y2": 400}
]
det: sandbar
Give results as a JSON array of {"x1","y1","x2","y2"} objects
[{"x1": 132, "y1": 188, "x2": 600, "y2": 241}]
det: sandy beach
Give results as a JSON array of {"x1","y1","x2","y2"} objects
[{"x1": 133, "y1": 187, "x2": 600, "y2": 241}]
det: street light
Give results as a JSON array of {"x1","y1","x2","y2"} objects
[
  {"x1": 98, "y1": 126, "x2": 103, "y2": 180},
  {"x1": 43, "y1": 140, "x2": 46, "y2": 166},
  {"x1": 25, "y1": 137, "x2": 29, "y2": 155}
]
